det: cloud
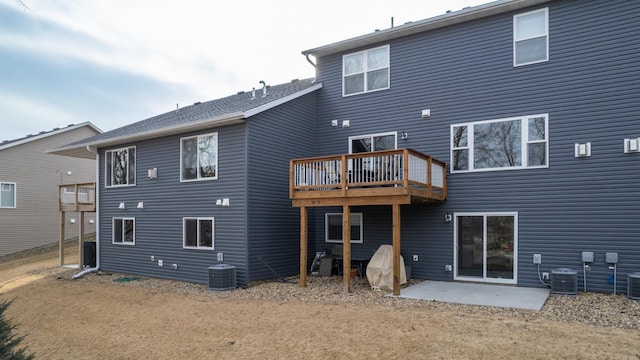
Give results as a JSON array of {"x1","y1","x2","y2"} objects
[{"x1": 0, "y1": 0, "x2": 490, "y2": 140}]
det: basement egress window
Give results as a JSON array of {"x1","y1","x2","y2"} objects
[
  {"x1": 113, "y1": 218, "x2": 135, "y2": 245},
  {"x1": 183, "y1": 217, "x2": 214, "y2": 250},
  {"x1": 325, "y1": 213, "x2": 363, "y2": 243}
]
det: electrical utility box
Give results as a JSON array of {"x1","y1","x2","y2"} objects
[{"x1": 581, "y1": 251, "x2": 594, "y2": 263}]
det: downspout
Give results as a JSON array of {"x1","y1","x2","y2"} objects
[
  {"x1": 73, "y1": 145, "x2": 100, "y2": 279},
  {"x1": 304, "y1": 53, "x2": 316, "y2": 68},
  {"x1": 304, "y1": 52, "x2": 317, "y2": 82}
]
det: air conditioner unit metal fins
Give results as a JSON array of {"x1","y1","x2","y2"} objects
[
  {"x1": 208, "y1": 264, "x2": 236, "y2": 291},
  {"x1": 551, "y1": 268, "x2": 578, "y2": 295},
  {"x1": 628, "y1": 272, "x2": 640, "y2": 300}
]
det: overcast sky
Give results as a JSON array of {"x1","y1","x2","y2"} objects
[{"x1": 1, "y1": 0, "x2": 490, "y2": 141}]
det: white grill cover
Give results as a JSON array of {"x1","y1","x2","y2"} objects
[{"x1": 366, "y1": 245, "x2": 406, "y2": 290}]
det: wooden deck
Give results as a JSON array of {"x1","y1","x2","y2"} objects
[
  {"x1": 290, "y1": 149, "x2": 447, "y2": 295},
  {"x1": 290, "y1": 149, "x2": 447, "y2": 207},
  {"x1": 58, "y1": 183, "x2": 96, "y2": 212}
]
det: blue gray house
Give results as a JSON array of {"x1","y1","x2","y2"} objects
[
  {"x1": 51, "y1": 80, "x2": 321, "y2": 287},
  {"x1": 53, "y1": 0, "x2": 639, "y2": 294}
]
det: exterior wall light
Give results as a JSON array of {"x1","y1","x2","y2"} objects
[
  {"x1": 137, "y1": 202, "x2": 144, "y2": 209},
  {"x1": 216, "y1": 198, "x2": 230, "y2": 207},
  {"x1": 575, "y1": 142, "x2": 591, "y2": 157},
  {"x1": 444, "y1": 212, "x2": 453, "y2": 223},
  {"x1": 118, "y1": 202, "x2": 126, "y2": 210}
]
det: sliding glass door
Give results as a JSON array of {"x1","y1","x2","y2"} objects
[{"x1": 455, "y1": 213, "x2": 517, "y2": 284}]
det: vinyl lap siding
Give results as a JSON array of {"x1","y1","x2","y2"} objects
[
  {"x1": 0, "y1": 127, "x2": 97, "y2": 256},
  {"x1": 312, "y1": 0, "x2": 640, "y2": 292},
  {"x1": 246, "y1": 92, "x2": 317, "y2": 281},
  {"x1": 99, "y1": 124, "x2": 249, "y2": 286}
]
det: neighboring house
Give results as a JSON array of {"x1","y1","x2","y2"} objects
[
  {"x1": 0, "y1": 123, "x2": 100, "y2": 256},
  {"x1": 53, "y1": 0, "x2": 639, "y2": 294}
]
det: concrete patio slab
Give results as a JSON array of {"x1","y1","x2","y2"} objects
[{"x1": 396, "y1": 281, "x2": 550, "y2": 310}]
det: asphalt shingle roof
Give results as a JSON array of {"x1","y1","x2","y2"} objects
[{"x1": 66, "y1": 78, "x2": 319, "y2": 147}]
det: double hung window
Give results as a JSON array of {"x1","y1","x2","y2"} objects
[
  {"x1": 105, "y1": 147, "x2": 136, "y2": 187},
  {"x1": 0, "y1": 182, "x2": 16, "y2": 208},
  {"x1": 451, "y1": 114, "x2": 548, "y2": 172},
  {"x1": 183, "y1": 217, "x2": 214, "y2": 249},
  {"x1": 343, "y1": 45, "x2": 389, "y2": 96},
  {"x1": 181, "y1": 133, "x2": 218, "y2": 181},
  {"x1": 113, "y1": 218, "x2": 135, "y2": 245},
  {"x1": 514, "y1": 8, "x2": 549, "y2": 66}
]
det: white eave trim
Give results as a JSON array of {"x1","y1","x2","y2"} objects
[
  {"x1": 47, "y1": 113, "x2": 245, "y2": 158},
  {"x1": 302, "y1": 0, "x2": 553, "y2": 57}
]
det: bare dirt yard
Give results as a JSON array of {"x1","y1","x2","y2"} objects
[{"x1": 1, "y1": 248, "x2": 639, "y2": 360}]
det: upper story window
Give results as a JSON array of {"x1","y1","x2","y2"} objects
[
  {"x1": 181, "y1": 133, "x2": 218, "y2": 181},
  {"x1": 0, "y1": 182, "x2": 16, "y2": 208},
  {"x1": 183, "y1": 217, "x2": 214, "y2": 250},
  {"x1": 451, "y1": 114, "x2": 548, "y2": 172},
  {"x1": 105, "y1": 147, "x2": 136, "y2": 187},
  {"x1": 514, "y1": 8, "x2": 549, "y2": 66},
  {"x1": 113, "y1": 217, "x2": 135, "y2": 245},
  {"x1": 325, "y1": 213, "x2": 363, "y2": 243},
  {"x1": 343, "y1": 45, "x2": 389, "y2": 96}
]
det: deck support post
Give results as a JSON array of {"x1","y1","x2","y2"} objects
[
  {"x1": 342, "y1": 204, "x2": 351, "y2": 293},
  {"x1": 78, "y1": 211, "x2": 85, "y2": 270},
  {"x1": 299, "y1": 206, "x2": 308, "y2": 288},
  {"x1": 392, "y1": 203, "x2": 401, "y2": 296},
  {"x1": 59, "y1": 211, "x2": 65, "y2": 267}
]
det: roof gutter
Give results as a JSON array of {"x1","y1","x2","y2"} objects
[{"x1": 302, "y1": 0, "x2": 552, "y2": 57}]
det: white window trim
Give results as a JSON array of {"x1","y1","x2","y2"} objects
[
  {"x1": 112, "y1": 217, "x2": 135, "y2": 246},
  {"x1": 453, "y1": 212, "x2": 518, "y2": 285},
  {"x1": 0, "y1": 182, "x2": 16, "y2": 209},
  {"x1": 513, "y1": 8, "x2": 549, "y2": 67},
  {"x1": 450, "y1": 114, "x2": 549, "y2": 173},
  {"x1": 180, "y1": 132, "x2": 219, "y2": 182},
  {"x1": 325, "y1": 213, "x2": 363, "y2": 243},
  {"x1": 182, "y1": 217, "x2": 215, "y2": 250},
  {"x1": 105, "y1": 146, "x2": 136, "y2": 188},
  {"x1": 348, "y1": 131, "x2": 398, "y2": 153},
  {"x1": 342, "y1": 45, "x2": 390, "y2": 97}
]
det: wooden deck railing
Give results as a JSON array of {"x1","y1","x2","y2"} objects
[
  {"x1": 290, "y1": 149, "x2": 446, "y2": 205},
  {"x1": 58, "y1": 182, "x2": 96, "y2": 212}
]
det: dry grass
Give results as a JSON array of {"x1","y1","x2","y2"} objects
[{"x1": 1, "y1": 249, "x2": 639, "y2": 360}]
